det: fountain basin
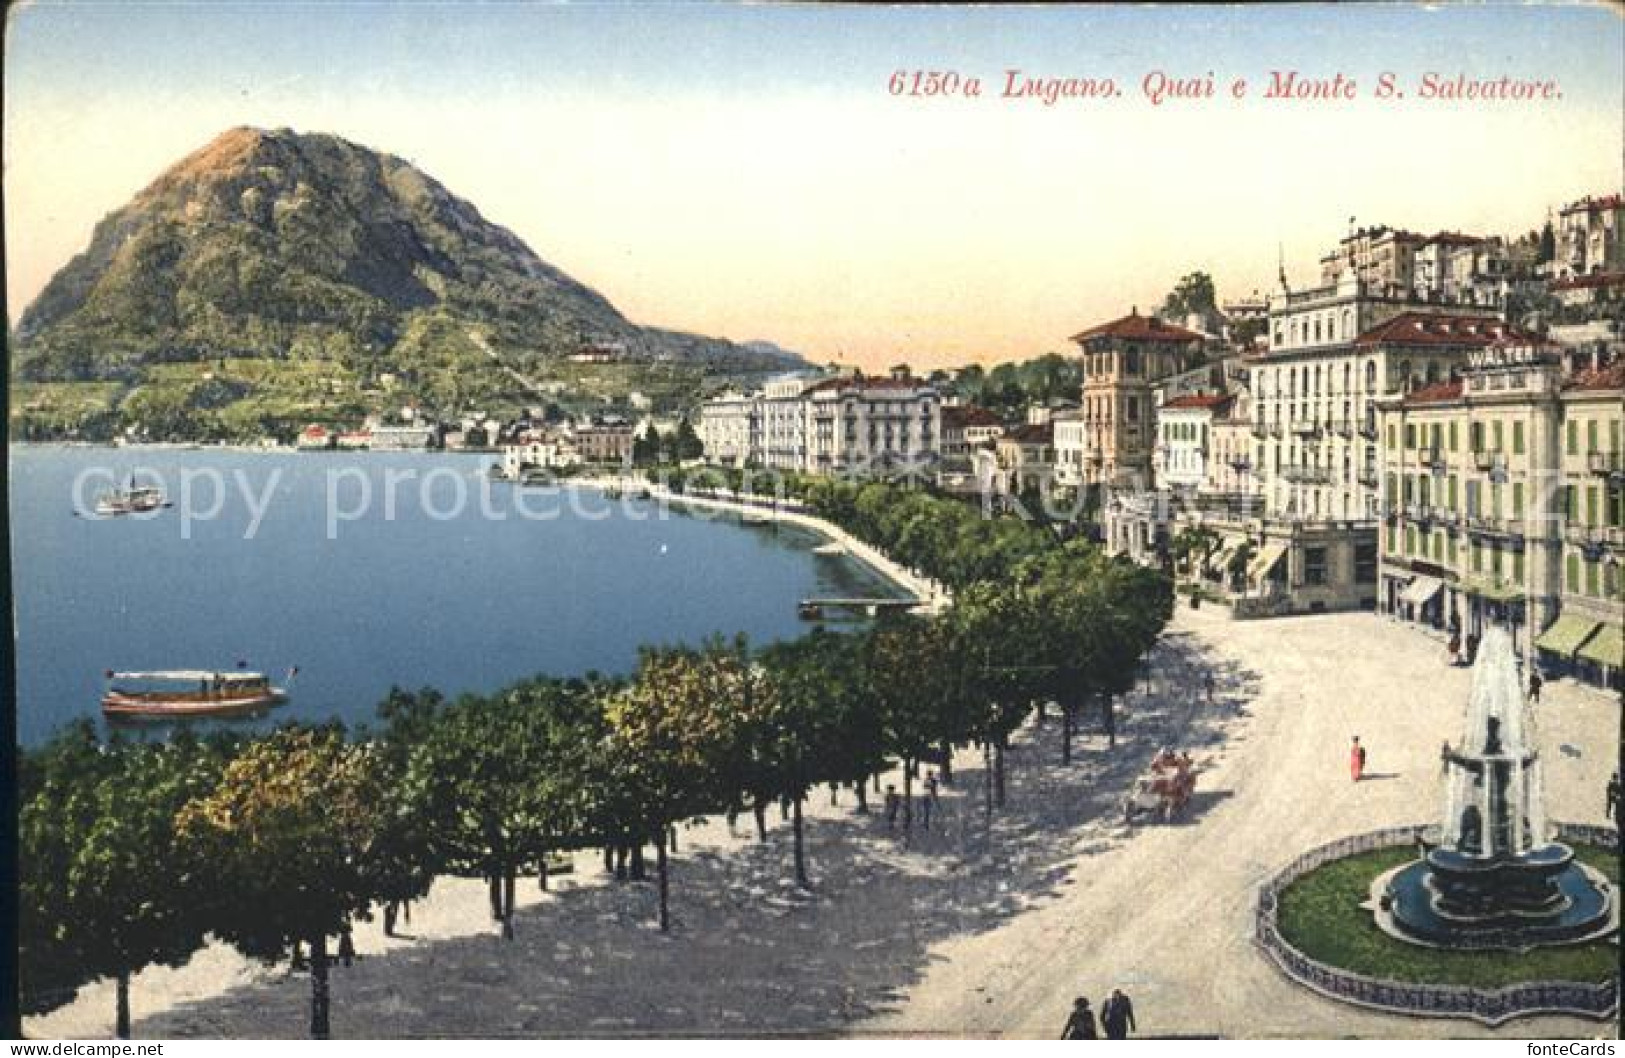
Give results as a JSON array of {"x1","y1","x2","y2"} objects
[{"x1": 1377, "y1": 851, "x2": 1616, "y2": 950}]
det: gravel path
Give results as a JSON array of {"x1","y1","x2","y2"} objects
[{"x1": 27, "y1": 607, "x2": 1618, "y2": 1038}]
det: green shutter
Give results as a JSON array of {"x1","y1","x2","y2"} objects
[
  {"x1": 1513, "y1": 421, "x2": 1524, "y2": 455},
  {"x1": 1449, "y1": 421, "x2": 1458, "y2": 452},
  {"x1": 1513, "y1": 482, "x2": 1524, "y2": 518},
  {"x1": 1586, "y1": 559, "x2": 1599, "y2": 597},
  {"x1": 1567, "y1": 420, "x2": 1578, "y2": 455},
  {"x1": 1566, "y1": 553, "x2": 1580, "y2": 592},
  {"x1": 1493, "y1": 422, "x2": 1503, "y2": 451}
]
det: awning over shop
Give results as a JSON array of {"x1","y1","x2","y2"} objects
[
  {"x1": 1466, "y1": 579, "x2": 1524, "y2": 603},
  {"x1": 1400, "y1": 575, "x2": 1444, "y2": 607},
  {"x1": 1534, "y1": 614, "x2": 1601, "y2": 658},
  {"x1": 1577, "y1": 624, "x2": 1623, "y2": 669},
  {"x1": 1248, "y1": 542, "x2": 1287, "y2": 581}
]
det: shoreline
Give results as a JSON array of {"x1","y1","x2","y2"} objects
[{"x1": 569, "y1": 473, "x2": 951, "y2": 615}]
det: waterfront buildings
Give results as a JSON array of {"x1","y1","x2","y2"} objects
[
  {"x1": 1375, "y1": 346, "x2": 1622, "y2": 688},
  {"x1": 370, "y1": 424, "x2": 439, "y2": 452},
  {"x1": 698, "y1": 368, "x2": 942, "y2": 477},
  {"x1": 572, "y1": 416, "x2": 635, "y2": 465}
]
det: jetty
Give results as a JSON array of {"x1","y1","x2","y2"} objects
[{"x1": 799, "y1": 597, "x2": 923, "y2": 619}]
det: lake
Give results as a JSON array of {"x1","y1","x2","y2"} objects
[{"x1": 7, "y1": 448, "x2": 903, "y2": 746}]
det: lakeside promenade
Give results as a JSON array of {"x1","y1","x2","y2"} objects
[
  {"x1": 569, "y1": 473, "x2": 953, "y2": 615},
  {"x1": 28, "y1": 606, "x2": 1616, "y2": 1038}
]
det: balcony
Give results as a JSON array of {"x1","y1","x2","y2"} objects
[
  {"x1": 1587, "y1": 450, "x2": 1624, "y2": 476},
  {"x1": 1466, "y1": 514, "x2": 1524, "y2": 540},
  {"x1": 1564, "y1": 522, "x2": 1624, "y2": 548},
  {"x1": 1423, "y1": 447, "x2": 1447, "y2": 473},
  {"x1": 1471, "y1": 449, "x2": 1508, "y2": 473},
  {"x1": 1291, "y1": 422, "x2": 1321, "y2": 437},
  {"x1": 1250, "y1": 423, "x2": 1270, "y2": 439},
  {"x1": 1229, "y1": 457, "x2": 1252, "y2": 472},
  {"x1": 1282, "y1": 465, "x2": 1332, "y2": 485},
  {"x1": 1357, "y1": 469, "x2": 1378, "y2": 488},
  {"x1": 1358, "y1": 423, "x2": 1378, "y2": 441}
]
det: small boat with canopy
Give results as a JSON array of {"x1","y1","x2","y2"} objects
[{"x1": 101, "y1": 667, "x2": 294, "y2": 720}]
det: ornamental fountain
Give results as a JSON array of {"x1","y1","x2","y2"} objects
[{"x1": 1374, "y1": 625, "x2": 1616, "y2": 950}]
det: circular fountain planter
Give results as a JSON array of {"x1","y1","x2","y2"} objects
[{"x1": 1254, "y1": 823, "x2": 1619, "y2": 1026}]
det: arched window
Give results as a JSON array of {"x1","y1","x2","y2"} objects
[{"x1": 1365, "y1": 360, "x2": 1377, "y2": 392}]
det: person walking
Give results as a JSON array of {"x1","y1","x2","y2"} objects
[
  {"x1": 1528, "y1": 668, "x2": 1543, "y2": 704},
  {"x1": 1447, "y1": 632, "x2": 1461, "y2": 666},
  {"x1": 1100, "y1": 988, "x2": 1136, "y2": 1039},
  {"x1": 1349, "y1": 736, "x2": 1366, "y2": 782},
  {"x1": 922, "y1": 770, "x2": 939, "y2": 830},
  {"x1": 1606, "y1": 772, "x2": 1620, "y2": 822},
  {"x1": 884, "y1": 785, "x2": 900, "y2": 830},
  {"x1": 1061, "y1": 997, "x2": 1098, "y2": 1040},
  {"x1": 1203, "y1": 672, "x2": 1216, "y2": 704}
]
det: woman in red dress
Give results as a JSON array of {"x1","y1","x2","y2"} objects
[{"x1": 1350, "y1": 735, "x2": 1365, "y2": 781}]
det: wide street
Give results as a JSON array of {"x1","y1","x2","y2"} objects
[{"x1": 30, "y1": 607, "x2": 1619, "y2": 1038}]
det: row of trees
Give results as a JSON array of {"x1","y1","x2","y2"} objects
[{"x1": 19, "y1": 481, "x2": 1171, "y2": 1039}]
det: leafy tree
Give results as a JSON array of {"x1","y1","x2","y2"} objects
[
  {"x1": 607, "y1": 642, "x2": 773, "y2": 929},
  {"x1": 865, "y1": 615, "x2": 970, "y2": 837},
  {"x1": 395, "y1": 681, "x2": 597, "y2": 939},
  {"x1": 177, "y1": 728, "x2": 394, "y2": 1038},
  {"x1": 1161, "y1": 271, "x2": 1218, "y2": 324},
  {"x1": 1227, "y1": 540, "x2": 1257, "y2": 593},
  {"x1": 756, "y1": 631, "x2": 883, "y2": 883},
  {"x1": 674, "y1": 416, "x2": 704, "y2": 461},
  {"x1": 1171, "y1": 525, "x2": 1223, "y2": 579}
]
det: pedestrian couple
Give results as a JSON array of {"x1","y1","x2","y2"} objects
[
  {"x1": 1061, "y1": 989, "x2": 1135, "y2": 1040},
  {"x1": 883, "y1": 770, "x2": 940, "y2": 831}
]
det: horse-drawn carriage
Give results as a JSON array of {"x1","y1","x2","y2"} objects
[{"x1": 1121, "y1": 748, "x2": 1197, "y2": 824}]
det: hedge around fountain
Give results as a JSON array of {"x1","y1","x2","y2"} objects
[{"x1": 1254, "y1": 823, "x2": 1619, "y2": 1026}]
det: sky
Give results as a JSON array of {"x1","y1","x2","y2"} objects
[{"x1": 5, "y1": 2, "x2": 1623, "y2": 370}]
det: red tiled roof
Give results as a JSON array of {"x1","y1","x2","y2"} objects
[
  {"x1": 1402, "y1": 381, "x2": 1464, "y2": 406},
  {"x1": 1353, "y1": 312, "x2": 1530, "y2": 348},
  {"x1": 1070, "y1": 310, "x2": 1204, "y2": 344},
  {"x1": 942, "y1": 404, "x2": 1003, "y2": 429},
  {"x1": 1559, "y1": 194, "x2": 1623, "y2": 216},
  {"x1": 1551, "y1": 272, "x2": 1625, "y2": 291},
  {"x1": 1565, "y1": 360, "x2": 1625, "y2": 393},
  {"x1": 1002, "y1": 422, "x2": 1054, "y2": 445},
  {"x1": 1161, "y1": 393, "x2": 1234, "y2": 412}
]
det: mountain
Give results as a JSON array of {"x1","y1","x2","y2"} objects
[{"x1": 13, "y1": 127, "x2": 803, "y2": 394}]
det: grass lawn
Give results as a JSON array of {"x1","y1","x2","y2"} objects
[{"x1": 1275, "y1": 843, "x2": 1619, "y2": 988}]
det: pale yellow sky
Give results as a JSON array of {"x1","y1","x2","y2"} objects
[{"x1": 7, "y1": 4, "x2": 1623, "y2": 370}]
